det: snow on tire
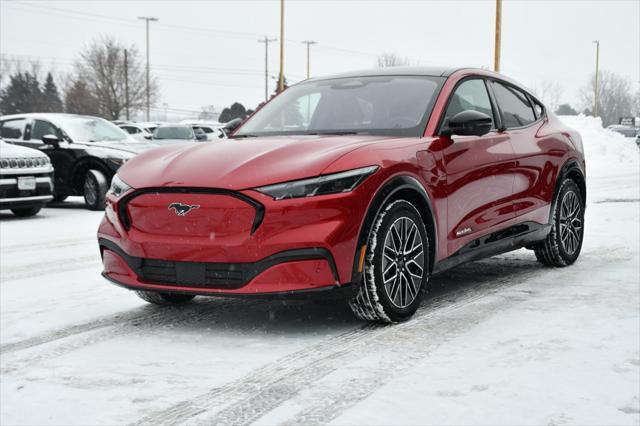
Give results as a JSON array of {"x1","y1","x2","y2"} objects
[{"x1": 349, "y1": 199, "x2": 430, "y2": 323}]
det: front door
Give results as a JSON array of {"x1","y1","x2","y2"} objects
[{"x1": 439, "y1": 78, "x2": 517, "y2": 256}]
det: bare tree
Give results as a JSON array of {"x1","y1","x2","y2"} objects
[
  {"x1": 580, "y1": 70, "x2": 634, "y2": 126},
  {"x1": 377, "y1": 52, "x2": 410, "y2": 68},
  {"x1": 74, "y1": 36, "x2": 158, "y2": 120},
  {"x1": 533, "y1": 80, "x2": 562, "y2": 112}
]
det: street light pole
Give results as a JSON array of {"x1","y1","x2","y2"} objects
[
  {"x1": 278, "y1": 0, "x2": 285, "y2": 93},
  {"x1": 301, "y1": 40, "x2": 317, "y2": 79},
  {"x1": 258, "y1": 36, "x2": 277, "y2": 101},
  {"x1": 138, "y1": 16, "x2": 158, "y2": 121},
  {"x1": 593, "y1": 40, "x2": 600, "y2": 117},
  {"x1": 494, "y1": 0, "x2": 502, "y2": 72}
]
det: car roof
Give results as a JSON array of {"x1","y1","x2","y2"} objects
[
  {"x1": 307, "y1": 66, "x2": 467, "y2": 82},
  {"x1": 0, "y1": 113, "x2": 103, "y2": 121}
]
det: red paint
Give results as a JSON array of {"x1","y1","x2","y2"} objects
[{"x1": 98, "y1": 68, "x2": 584, "y2": 296}]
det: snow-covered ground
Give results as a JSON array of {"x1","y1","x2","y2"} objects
[{"x1": 1, "y1": 116, "x2": 638, "y2": 425}]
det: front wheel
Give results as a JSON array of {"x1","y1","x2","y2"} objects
[
  {"x1": 83, "y1": 169, "x2": 108, "y2": 211},
  {"x1": 534, "y1": 179, "x2": 585, "y2": 267},
  {"x1": 349, "y1": 200, "x2": 430, "y2": 323},
  {"x1": 136, "y1": 290, "x2": 196, "y2": 305}
]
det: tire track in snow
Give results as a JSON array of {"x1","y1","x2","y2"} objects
[
  {"x1": 274, "y1": 252, "x2": 627, "y2": 426},
  {"x1": 0, "y1": 255, "x2": 99, "y2": 282},
  {"x1": 0, "y1": 298, "x2": 247, "y2": 374},
  {"x1": 1, "y1": 237, "x2": 95, "y2": 254},
  {"x1": 131, "y1": 259, "x2": 543, "y2": 426}
]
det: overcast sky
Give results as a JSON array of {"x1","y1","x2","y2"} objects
[{"x1": 1, "y1": 0, "x2": 638, "y2": 119}]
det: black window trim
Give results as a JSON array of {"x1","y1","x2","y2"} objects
[
  {"x1": 486, "y1": 78, "x2": 545, "y2": 131},
  {"x1": 435, "y1": 75, "x2": 502, "y2": 136}
]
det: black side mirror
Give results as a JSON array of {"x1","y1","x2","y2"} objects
[
  {"x1": 442, "y1": 110, "x2": 493, "y2": 137},
  {"x1": 223, "y1": 118, "x2": 243, "y2": 135},
  {"x1": 41, "y1": 134, "x2": 60, "y2": 147},
  {"x1": 195, "y1": 133, "x2": 207, "y2": 141}
]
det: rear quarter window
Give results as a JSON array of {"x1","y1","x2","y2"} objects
[
  {"x1": 491, "y1": 82, "x2": 536, "y2": 128},
  {"x1": 0, "y1": 118, "x2": 27, "y2": 140}
]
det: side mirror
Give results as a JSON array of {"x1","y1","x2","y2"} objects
[
  {"x1": 195, "y1": 133, "x2": 207, "y2": 141},
  {"x1": 223, "y1": 118, "x2": 243, "y2": 135},
  {"x1": 143, "y1": 133, "x2": 152, "y2": 140},
  {"x1": 442, "y1": 110, "x2": 493, "y2": 137},
  {"x1": 41, "y1": 134, "x2": 60, "y2": 147}
]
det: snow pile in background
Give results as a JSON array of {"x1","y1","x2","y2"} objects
[{"x1": 558, "y1": 114, "x2": 639, "y2": 178}]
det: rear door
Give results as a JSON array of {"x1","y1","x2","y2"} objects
[
  {"x1": 489, "y1": 80, "x2": 550, "y2": 223},
  {"x1": 439, "y1": 78, "x2": 517, "y2": 256}
]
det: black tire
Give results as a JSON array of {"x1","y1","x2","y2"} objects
[
  {"x1": 534, "y1": 179, "x2": 585, "y2": 267},
  {"x1": 349, "y1": 199, "x2": 430, "y2": 323},
  {"x1": 135, "y1": 290, "x2": 196, "y2": 305},
  {"x1": 11, "y1": 206, "x2": 42, "y2": 217},
  {"x1": 52, "y1": 195, "x2": 68, "y2": 203},
  {"x1": 83, "y1": 169, "x2": 108, "y2": 211}
]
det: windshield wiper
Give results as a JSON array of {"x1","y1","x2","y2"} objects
[{"x1": 304, "y1": 131, "x2": 362, "y2": 136}]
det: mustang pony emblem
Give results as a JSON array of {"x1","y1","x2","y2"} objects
[{"x1": 168, "y1": 202, "x2": 200, "y2": 216}]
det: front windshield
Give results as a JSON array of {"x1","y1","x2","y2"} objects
[
  {"x1": 56, "y1": 117, "x2": 131, "y2": 142},
  {"x1": 154, "y1": 126, "x2": 194, "y2": 140},
  {"x1": 236, "y1": 75, "x2": 444, "y2": 137}
]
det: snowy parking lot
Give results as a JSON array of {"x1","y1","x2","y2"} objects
[{"x1": 1, "y1": 117, "x2": 639, "y2": 425}]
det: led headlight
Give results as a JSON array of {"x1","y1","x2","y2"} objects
[
  {"x1": 255, "y1": 166, "x2": 378, "y2": 200},
  {"x1": 107, "y1": 174, "x2": 132, "y2": 199}
]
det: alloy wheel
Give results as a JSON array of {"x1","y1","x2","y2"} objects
[
  {"x1": 559, "y1": 190, "x2": 583, "y2": 255},
  {"x1": 381, "y1": 216, "x2": 425, "y2": 309}
]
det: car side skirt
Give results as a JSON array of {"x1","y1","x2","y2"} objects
[{"x1": 432, "y1": 221, "x2": 551, "y2": 274}]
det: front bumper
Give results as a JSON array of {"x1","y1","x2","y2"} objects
[
  {"x1": 0, "y1": 170, "x2": 54, "y2": 210},
  {"x1": 97, "y1": 182, "x2": 376, "y2": 296}
]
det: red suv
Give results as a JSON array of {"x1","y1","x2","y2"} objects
[{"x1": 97, "y1": 67, "x2": 586, "y2": 323}]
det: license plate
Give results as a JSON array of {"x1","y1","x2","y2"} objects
[{"x1": 17, "y1": 176, "x2": 36, "y2": 190}]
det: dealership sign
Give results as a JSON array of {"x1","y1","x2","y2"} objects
[{"x1": 619, "y1": 117, "x2": 636, "y2": 126}]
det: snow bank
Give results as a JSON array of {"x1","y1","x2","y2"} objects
[{"x1": 557, "y1": 115, "x2": 639, "y2": 178}]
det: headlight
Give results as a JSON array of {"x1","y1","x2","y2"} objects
[
  {"x1": 107, "y1": 174, "x2": 132, "y2": 199},
  {"x1": 255, "y1": 166, "x2": 378, "y2": 200},
  {"x1": 108, "y1": 157, "x2": 129, "y2": 167}
]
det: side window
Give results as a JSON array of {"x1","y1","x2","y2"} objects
[
  {"x1": 31, "y1": 120, "x2": 61, "y2": 141},
  {"x1": 443, "y1": 79, "x2": 494, "y2": 128},
  {"x1": 0, "y1": 118, "x2": 27, "y2": 140},
  {"x1": 491, "y1": 82, "x2": 536, "y2": 128}
]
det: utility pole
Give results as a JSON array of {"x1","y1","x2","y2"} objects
[
  {"x1": 301, "y1": 40, "x2": 317, "y2": 79},
  {"x1": 278, "y1": 0, "x2": 285, "y2": 93},
  {"x1": 494, "y1": 0, "x2": 502, "y2": 72},
  {"x1": 138, "y1": 16, "x2": 158, "y2": 121},
  {"x1": 124, "y1": 49, "x2": 130, "y2": 121},
  {"x1": 593, "y1": 40, "x2": 600, "y2": 117},
  {"x1": 258, "y1": 36, "x2": 277, "y2": 101}
]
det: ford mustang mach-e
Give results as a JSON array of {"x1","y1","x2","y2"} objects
[{"x1": 97, "y1": 67, "x2": 586, "y2": 322}]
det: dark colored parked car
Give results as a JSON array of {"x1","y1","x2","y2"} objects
[
  {"x1": 98, "y1": 67, "x2": 586, "y2": 323},
  {"x1": 0, "y1": 113, "x2": 157, "y2": 210},
  {"x1": 0, "y1": 139, "x2": 54, "y2": 216}
]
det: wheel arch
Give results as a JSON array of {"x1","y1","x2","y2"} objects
[
  {"x1": 351, "y1": 175, "x2": 438, "y2": 283},
  {"x1": 551, "y1": 159, "x2": 586, "y2": 219},
  {"x1": 71, "y1": 157, "x2": 113, "y2": 194}
]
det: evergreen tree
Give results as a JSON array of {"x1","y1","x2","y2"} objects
[
  {"x1": 41, "y1": 72, "x2": 63, "y2": 112},
  {"x1": 219, "y1": 102, "x2": 248, "y2": 122},
  {"x1": 0, "y1": 71, "x2": 42, "y2": 114}
]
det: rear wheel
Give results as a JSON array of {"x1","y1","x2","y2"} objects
[
  {"x1": 534, "y1": 179, "x2": 585, "y2": 267},
  {"x1": 11, "y1": 206, "x2": 42, "y2": 217},
  {"x1": 135, "y1": 290, "x2": 195, "y2": 305},
  {"x1": 349, "y1": 200, "x2": 430, "y2": 323},
  {"x1": 83, "y1": 169, "x2": 108, "y2": 211}
]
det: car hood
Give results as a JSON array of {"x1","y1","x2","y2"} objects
[
  {"x1": 75, "y1": 140, "x2": 156, "y2": 154},
  {"x1": 119, "y1": 134, "x2": 393, "y2": 190},
  {"x1": 0, "y1": 141, "x2": 49, "y2": 159}
]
